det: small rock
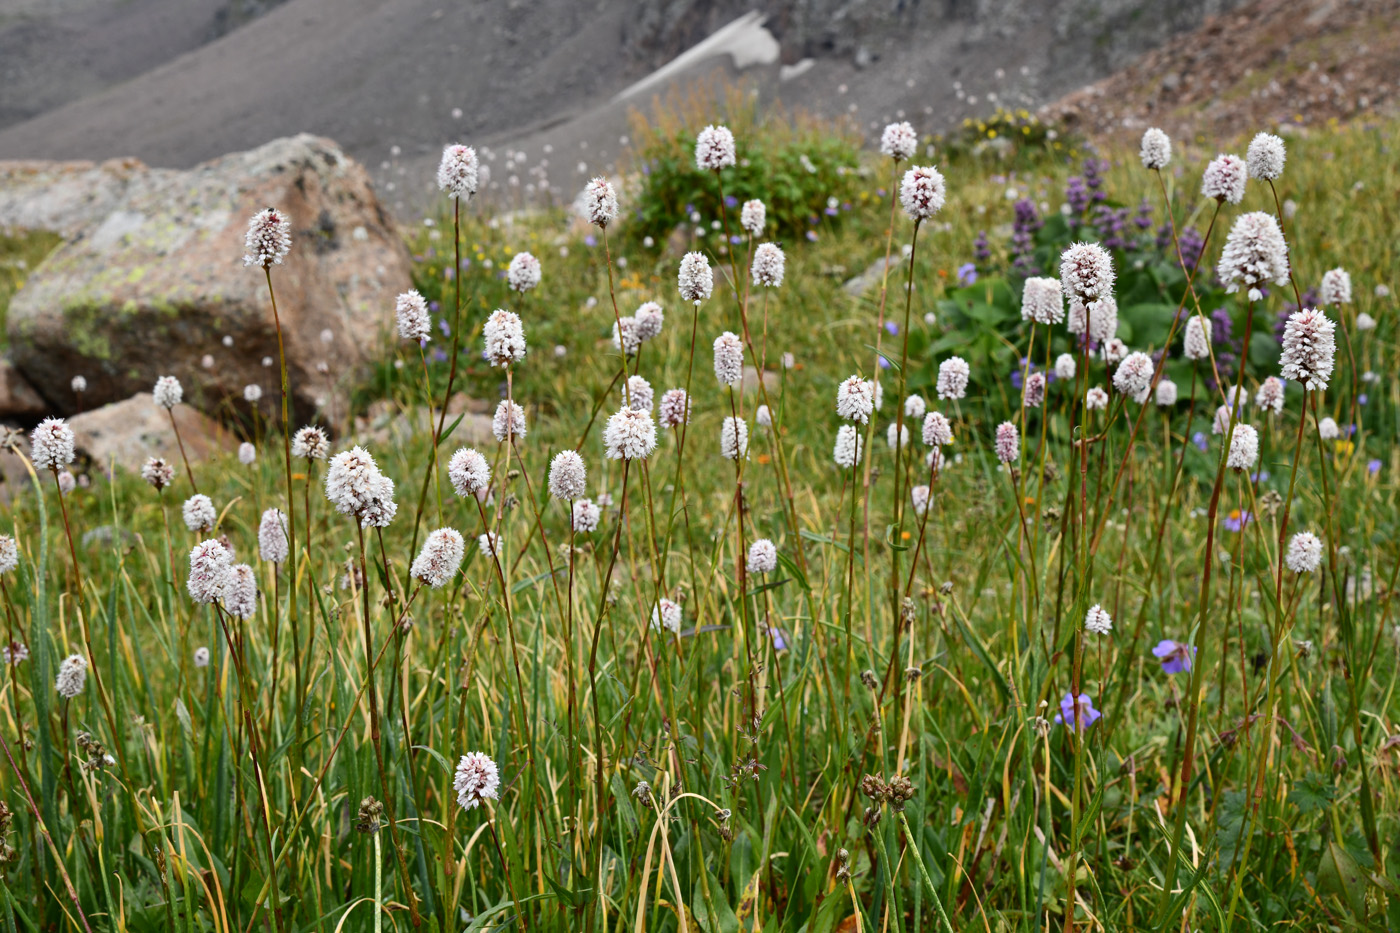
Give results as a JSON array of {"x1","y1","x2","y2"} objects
[{"x1": 0, "y1": 359, "x2": 47, "y2": 418}]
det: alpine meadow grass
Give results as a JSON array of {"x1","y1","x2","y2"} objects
[{"x1": 1, "y1": 103, "x2": 1398, "y2": 933}]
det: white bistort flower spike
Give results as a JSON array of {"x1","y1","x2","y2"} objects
[
  {"x1": 437, "y1": 145, "x2": 480, "y2": 200},
  {"x1": 1059, "y1": 242, "x2": 1115, "y2": 304},
  {"x1": 746, "y1": 539, "x2": 778, "y2": 575},
  {"x1": 634, "y1": 302, "x2": 665, "y2": 341},
  {"x1": 449, "y1": 448, "x2": 491, "y2": 497},
  {"x1": 183, "y1": 494, "x2": 216, "y2": 533},
  {"x1": 1219, "y1": 211, "x2": 1289, "y2": 300},
  {"x1": 30, "y1": 418, "x2": 75, "y2": 471},
  {"x1": 153, "y1": 375, "x2": 183, "y2": 409},
  {"x1": 1055, "y1": 353, "x2": 1077, "y2": 381},
  {"x1": 713, "y1": 332, "x2": 744, "y2": 387},
  {"x1": 720, "y1": 417, "x2": 748, "y2": 460},
  {"x1": 695, "y1": 125, "x2": 737, "y2": 171},
  {"x1": 243, "y1": 207, "x2": 292, "y2": 268},
  {"x1": 1202, "y1": 153, "x2": 1247, "y2": 204},
  {"x1": 752, "y1": 243, "x2": 785, "y2": 288},
  {"x1": 492, "y1": 400, "x2": 527, "y2": 443},
  {"x1": 0, "y1": 535, "x2": 18, "y2": 575},
  {"x1": 1246, "y1": 132, "x2": 1286, "y2": 181},
  {"x1": 507, "y1": 251, "x2": 541, "y2": 293},
  {"x1": 1285, "y1": 532, "x2": 1323, "y2": 574},
  {"x1": 836, "y1": 375, "x2": 875, "y2": 423},
  {"x1": 651, "y1": 598, "x2": 683, "y2": 633},
  {"x1": 483, "y1": 309, "x2": 527, "y2": 367},
  {"x1": 583, "y1": 177, "x2": 618, "y2": 227},
  {"x1": 1183, "y1": 315, "x2": 1212, "y2": 360},
  {"x1": 1320, "y1": 268, "x2": 1352, "y2": 306},
  {"x1": 936, "y1": 357, "x2": 970, "y2": 401},
  {"x1": 604, "y1": 408, "x2": 657, "y2": 461},
  {"x1": 258, "y1": 508, "x2": 289, "y2": 563},
  {"x1": 396, "y1": 290, "x2": 432, "y2": 343},
  {"x1": 572, "y1": 499, "x2": 601, "y2": 533},
  {"x1": 833, "y1": 425, "x2": 863, "y2": 468},
  {"x1": 224, "y1": 564, "x2": 258, "y2": 621},
  {"x1": 292, "y1": 426, "x2": 330, "y2": 460},
  {"x1": 994, "y1": 422, "x2": 1020, "y2": 464},
  {"x1": 1226, "y1": 423, "x2": 1259, "y2": 471},
  {"x1": 1279, "y1": 308, "x2": 1337, "y2": 391},
  {"x1": 881, "y1": 121, "x2": 918, "y2": 161},
  {"x1": 548, "y1": 450, "x2": 586, "y2": 500},
  {"x1": 1139, "y1": 127, "x2": 1171, "y2": 170},
  {"x1": 55, "y1": 654, "x2": 88, "y2": 699},
  {"x1": 1021, "y1": 277, "x2": 1064, "y2": 325},
  {"x1": 659, "y1": 389, "x2": 692, "y2": 428},
  {"x1": 1084, "y1": 604, "x2": 1113, "y2": 636},
  {"x1": 922, "y1": 411, "x2": 953, "y2": 447},
  {"x1": 453, "y1": 751, "x2": 500, "y2": 810},
  {"x1": 1112, "y1": 352, "x2": 1155, "y2": 404},
  {"x1": 899, "y1": 165, "x2": 946, "y2": 221},
  {"x1": 188, "y1": 539, "x2": 232, "y2": 605},
  {"x1": 679, "y1": 252, "x2": 713, "y2": 303},
  {"x1": 740, "y1": 199, "x2": 766, "y2": 237},
  {"x1": 412, "y1": 528, "x2": 465, "y2": 588}
]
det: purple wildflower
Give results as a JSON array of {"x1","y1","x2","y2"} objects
[
  {"x1": 1055, "y1": 693, "x2": 1101, "y2": 732},
  {"x1": 1152, "y1": 640, "x2": 1195, "y2": 674},
  {"x1": 973, "y1": 230, "x2": 991, "y2": 263}
]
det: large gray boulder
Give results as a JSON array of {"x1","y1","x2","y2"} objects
[{"x1": 3, "y1": 134, "x2": 413, "y2": 420}]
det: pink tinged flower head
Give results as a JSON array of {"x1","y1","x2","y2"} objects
[
  {"x1": 1280, "y1": 308, "x2": 1336, "y2": 391},
  {"x1": 0, "y1": 535, "x2": 18, "y2": 575},
  {"x1": 1255, "y1": 376, "x2": 1284, "y2": 415},
  {"x1": 325, "y1": 446, "x2": 386, "y2": 518},
  {"x1": 678, "y1": 252, "x2": 713, "y2": 303},
  {"x1": 899, "y1": 164, "x2": 946, "y2": 221},
  {"x1": 936, "y1": 357, "x2": 970, "y2": 401},
  {"x1": 412, "y1": 528, "x2": 465, "y2": 588},
  {"x1": 357, "y1": 473, "x2": 397, "y2": 529},
  {"x1": 695, "y1": 125, "x2": 737, "y2": 171},
  {"x1": 572, "y1": 498, "x2": 601, "y2": 533},
  {"x1": 1054, "y1": 353, "x2": 1077, "y2": 381},
  {"x1": 1139, "y1": 127, "x2": 1172, "y2": 170},
  {"x1": 57, "y1": 471, "x2": 75, "y2": 496},
  {"x1": 752, "y1": 242, "x2": 785, "y2": 287},
  {"x1": 1101, "y1": 337, "x2": 1128, "y2": 365},
  {"x1": 453, "y1": 751, "x2": 500, "y2": 810},
  {"x1": 483, "y1": 309, "x2": 527, "y2": 367},
  {"x1": 740, "y1": 199, "x2": 766, "y2": 237},
  {"x1": 833, "y1": 424, "x2": 863, "y2": 468},
  {"x1": 1317, "y1": 417, "x2": 1339, "y2": 440},
  {"x1": 492, "y1": 400, "x2": 527, "y2": 443},
  {"x1": 583, "y1": 177, "x2": 618, "y2": 226},
  {"x1": 746, "y1": 538, "x2": 777, "y2": 575},
  {"x1": 396, "y1": 290, "x2": 432, "y2": 342},
  {"x1": 183, "y1": 493, "x2": 217, "y2": 532},
  {"x1": 188, "y1": 538, "x2": 232, "y2": 604},
  {"x1": 1156, "y1": 378, "x2": 1178, "y2": 407},
  {"x1": 659, "y1": 389, "x2": 692, "y2": 428},
  {"x1": 153, "y1": 375, "x2": 183, "y2": 409},
  {"x1": 604, "y1": 408, "x2": 657, "y2": 461},
  {"x1": 437, "y1": 145, "x2": 480, "y2": 200},
  {"x1": 55, "y1": 653, "x2": 88, "y2": 699},
  {"x1": 1021, "y1": 276, "x2": 1064, "y2": 325},
  {"x1": 507, "y1": 251, "x2": 541, "y2": 293},
  {"x1": 1212, "y1": 403, "x2": 1232, "y2": 435},
  {"x1": 1285, "y1": 531, "x2": 1323, "y2": 573},
  {"x1": 1084, "y1": 604, "x2": 1113, "y2": 636},
  {"x1": 1183, "y1": 314, "x2": 1212, "y2": 360},
  {"x1": 243, "y1": 207, "x2": 292, "y2": 268},
  {"x1": 713, "y1": 332, "x2": 744, "y2": 387},
  {"x1": 651, "y1": 598, "x2": 683, "y2": 634},
  {"x1": 1112, "y1": 351, "x2": 1154, "y2": 403},
  {"x1": 720, "y1": 416, "x2": 748, "y2": 460},
  {"x1": 911, "y1": 484, "x2": 931, "y2": 515},
  {"x1": 1246, "y1": 132, "x2": 1286, "y2": 181},
  {"x1": 836, "y1": 375, "x2": 875, "y2": 423},
  {"x1": 1201, "y1": 153, "x2": 1247, "y2": 203},
  {"x1": 633, "y1": 302, "x2": 664, "y2": 341},
  {"x1": 904, "y1": 394, "x2": 926, "y2": 421},
  {"x1": 1023, "y1": 372, "x2": 1046, "y2": 408},
  {"x1": 140, "y1": 456, "x2": 175, "y2": 491},
  {"x1": 1225, "y1": 423, "x2": 1259, "y2": 471},
  {"x1": 30, "y1": 417, "x2": 75, "y2": 470},
  {"x1": 477, "y1": 532, "x2": 500, "y2": 559},
  {"x1": 1320, "y1": 267, "x2": 1351, "y2": 306},
  {"x1": 548, "y1": 450, "x2": 587, "y2": 500},
  {"x1": 1220, "y1": 211, "x2": 1289, "y2": 300},
  {"x1": 880, "y1": 121, "x2": 918, "y2": 161},
  {"x1": 1059, "y1": 242, "x2": 1115, "y2": 304},
  {"x1": 1152, "y1": 639, "x2": 1195, "y2": 674},
  {"x1": 224, "y1": 564, "x2": 258, "y2": 620},
  {"x1": 621, "y1": 372, "x2": 652, "y2": 411},
  {"x1": 994, "y1": 422, "x2": 1019, "y2": 465},
  {"x1": 258, "y1": 508, "x2": 289, "y2": 563},
  {"x1": 922, "y1": 411, "x2": 953, "y2": 447},
  {"x1": 238, "y1": 442, "x2": 256, "y2": 465},
  {"x1": 1086, "y1": 386, "x2": 1109, "y2": 411},
  {"x1": 612, "y1": 316, "x2": 641, "y2": 357},
  {"x1": 292, "y1": 425, "x2": 330, "y2": 460}
]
